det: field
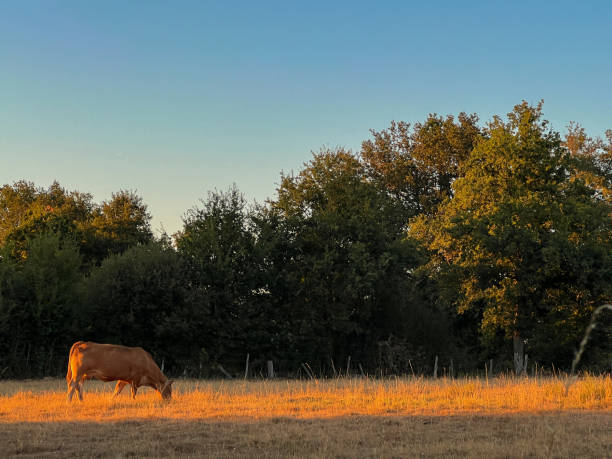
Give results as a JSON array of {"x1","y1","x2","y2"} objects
[{"x1": 0, "y1": 376, "x2": 610, "y2": 458}]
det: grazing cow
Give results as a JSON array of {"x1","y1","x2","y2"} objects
[{"x1": 66, "y1": 341, "x2": 173, "y2": 402}]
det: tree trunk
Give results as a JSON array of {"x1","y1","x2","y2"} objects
[{"x1": 513, "y1": 333, "x2": 524, "y2": 376}]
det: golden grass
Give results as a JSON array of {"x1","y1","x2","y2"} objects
[
  {"x1": 1, "y1": 375, "x2": 610, "y2": 422},
  {"x1": 0, "y1": 376, "x2": 610, "y2": 457}
]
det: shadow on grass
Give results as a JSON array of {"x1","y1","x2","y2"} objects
[{"x1": 1, "y1": 412, "x2": 610, "y2": 458}]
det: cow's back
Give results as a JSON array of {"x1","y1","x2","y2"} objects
[{"x1": 69, "y1": 342, "x2": 158, "y2": 382}]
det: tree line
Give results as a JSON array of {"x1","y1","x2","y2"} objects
[{"x1": 1, "y1": 101, "x2": 610, "y2": 379}]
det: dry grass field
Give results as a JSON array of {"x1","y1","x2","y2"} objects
[{"x1": 0, "y1": 375, "x2": 610, "y2": 458}]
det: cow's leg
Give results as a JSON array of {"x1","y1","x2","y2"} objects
[
  {"x1": 67, "y1": 364, "x2": 78, "y2": 402},
  {"x1": 113, "y1": 381, "x2": 128, "y2": 397},
  {"x1": 67, "y1": 381, "x2": 77, "y2": 402},
  {"x1": 76, "y1": 376, "x2": 84, "y2": 401},
  {"x1": 67, "y1": 371, "x2": 84, "y2": 402},
  {"x1": 130, "y1": 383, "x2": 138, "y2": 399}
]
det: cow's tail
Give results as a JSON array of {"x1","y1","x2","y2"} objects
[{"x1": 66, "y1": 341, "x2": 84, "y2": 384}]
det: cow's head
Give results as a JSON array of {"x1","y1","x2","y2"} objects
[{"x1": 159, "y1": 380, "x2": 173, "y2": 400}]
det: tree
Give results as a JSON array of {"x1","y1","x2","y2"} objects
[
  {"x1": 361, "y1": 113, "x2": 481, "y2": 217},
  {"x1": 86, "y1": 190, "x2": 153, "y2": 265},
  {"x1": 0, "y1": 182, "x2": 153, "y2": 268},
  {"x1": 0, "y1": 243, "x2": 22, "y2": 377},
  {"x1": 0, "y1": 233, "x2": 83, "y2": 377},
  {"x1": 271, "y1": 148, "x2": 419, "y2": 370},
  {"x1": 247, "y1": 205, "x2": 305, "y2": 370},
  {"x1": 411, "y1": 102, "x2": 612, "y2": 372},
  {"x1": 0, "y1": 181, "x2": 94, "y2": 260},
  {"x1": 564, "y1": 123, "x2": 612, "y2": 203},
  {"x1": 174, "y1": 186, "x2": 258, "y2": 371},
  {"x1": 82, "y1": 242, "x2": 195, "y2": 373}
]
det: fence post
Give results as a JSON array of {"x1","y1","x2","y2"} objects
[
  {"x1": 267, "y1": 360, "x2": 274, "y2": 379},
  {"x1": 244, "y1": 353, "x2": 250, "y2": 380},
  {"x1": 433, "y1": 355, "x2": 438, "y2": 379}
]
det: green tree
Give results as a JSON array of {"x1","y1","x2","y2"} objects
[
  {"x1": 361, "y1": 113, "x2": 481, "y2": 217},
  {"x1": 0, "y1": 244, "x2": 22, "y2": 377},
  {"x1": 0, "y1": 182, "x2": 152, "y2": 268},
  {"x1": 271, "y1": 148, "x2": 420, "y2": 370},
  {"x1": 0, "y1": 181, "x2": 94, "y2": 260},
  {"x1": 564, "y1": 123, "x2": 612, "y2": 203},
  {"x1": 82, "y1": 242, "x2": 195, "y2": 373},
  {"x1": 0, "y1": 233, "x2": 82, "y2": 377},
  {"x1": 86, "y1": 190, "x2": 153, "y2": 265},
  {"x1": 411, "y1": 102, "x2": 612, "y2": 372},
  {"x1": 175, "y1": 186, "x2": 258, "y2": 371},
  {"x1": 248, "y1": 205, "x2": 304, "y2": 370}
]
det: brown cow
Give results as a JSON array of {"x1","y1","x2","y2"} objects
[{"x1": 66, "y1": 341, "x2": 173, "y2": 401}]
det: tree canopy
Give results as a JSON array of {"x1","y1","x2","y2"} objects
[
  {"x1": 410, "y1": 102, "x2": 612, "y2": 370},
  {"x1": 0, "y1": 101, "x2": 609, "y2": 378},
  {"x1": 0, "y1": 181, "x2": 152, "y2": 268}
]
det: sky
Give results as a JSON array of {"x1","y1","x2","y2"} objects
[{"x1": 2, "y1": 1, "x2": 611, "y2": 236}]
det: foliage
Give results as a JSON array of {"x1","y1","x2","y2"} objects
[
  {"x1": 0, "y1": 102, "x2": 610, "y2": 378},
  {"x1": 0, "y1": 233, "x2": 82, "y2": 377},
  {"x1": 410, "y1": 102, "x2": 612, "y2": 367},
  {"x1": 271, "y1": 148, "x2": 423, "y2": 369},
  {"x1": 175, "y1": 186, "x2": 259, "y2": 372},
  {"x1": 82, "y1": 242, "x2": 195, "y2": 374},
  {"x1": 0, "y1": 181, "x2": 152, "y2": 269},
  {"x1": 361, "y1": 113, "x2": 481, "y2": 216},
  {"x1": 0, "y1": 181, "x2": 94, "y2": 260},
  {"x1": 84, "y1": 190, "x2": 153, "y2": 266}
]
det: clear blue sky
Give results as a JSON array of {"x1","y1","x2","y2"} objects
[{"x1": 2, "y1": 1, "x2": 611, "y2": 235}]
